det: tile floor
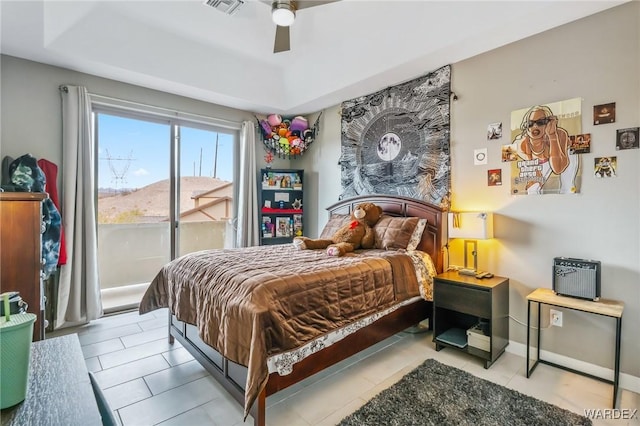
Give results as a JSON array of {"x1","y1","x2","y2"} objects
[{"x1": 49, "y1": 309, "x2": 639, "y2": 426}]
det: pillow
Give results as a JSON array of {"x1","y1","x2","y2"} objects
[
  {"x1": 406, "y1": 218, "x2": 428, "y2": 251},
  {"x1": 319, "y1": 214, "x2": 352, "y2": 239},
  {"x1": 373, "y1": 215, "x2": 420, "y2": 250}
]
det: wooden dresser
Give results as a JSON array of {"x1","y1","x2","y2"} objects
[{"x1": 0, "y1": 192, "x2": 47, "y2": 341}]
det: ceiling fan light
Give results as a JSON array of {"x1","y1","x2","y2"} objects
[{"x1": 272, "y1": 4, "x2": 295, "y2": 27}]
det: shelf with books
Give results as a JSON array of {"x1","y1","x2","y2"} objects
[{"x1": 259, "y1": 168, "x2": 304, "y2": 245}]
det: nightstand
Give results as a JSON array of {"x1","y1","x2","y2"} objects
[{"x1": 433, "y1": 271, "x2": 509, "y2": 368}]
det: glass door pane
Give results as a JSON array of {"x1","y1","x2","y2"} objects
[
  {"x1": 95, "y1": 112, "x2": 171, "y2": 311},
  {"x1": 177, "y1": 125, "x2": 234, "y2": 257}
]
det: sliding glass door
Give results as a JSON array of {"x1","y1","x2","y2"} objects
[
  {"x1": 177, "y1": 124, "x2": 235, "y2": 257},
  {"x1": 94, "y1": 108, "x2": 236, "y2": 311}
]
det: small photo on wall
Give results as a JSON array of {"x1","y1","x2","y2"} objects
[
  {"x1": 474, "y1": 148, "x2": 488, "y2": 165},
  {"x1": 569, "y1": 133, "x2": 591, "y2": 154},
  {"x1": 488, "y1": 169, "x2": 502, "y2": 186},
  {"x1": 501, "y1": 144, "x2": 518, "y2": 162},
  {"x1": 616, "y1": 127, "x2": 639, "y2": 150},
  {"x1": 487, "y1": 122, "x2": 502, "y2": 140},
  {"x1": 593, "y1": 102, "x2": 615, "y2": 125},
  {"x1": 594, "y1": 157, "x2": 617, "y2": 178}
]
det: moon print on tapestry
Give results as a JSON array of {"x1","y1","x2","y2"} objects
[{"x1": 339, "y1": 65, "x2": 451, "y2": 208}]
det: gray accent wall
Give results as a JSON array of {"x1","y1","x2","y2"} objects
[{"x1": 302, "y1": 2, "x2": 640, "y2": 384}]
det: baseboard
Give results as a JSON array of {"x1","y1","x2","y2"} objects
[
  {"x1": 507, "y1": 341, "x2": 640, "y2": 395},
  {"x1": 101, "y1": 282, "x2": 149, "y2": 314}
]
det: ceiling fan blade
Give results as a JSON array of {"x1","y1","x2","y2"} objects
[
  {"x1": 295, "y1": 0, "x2": 341, "y2": 10},
  {"x1": 274, "y1": 25, "x2": 290, "y2": 53}
]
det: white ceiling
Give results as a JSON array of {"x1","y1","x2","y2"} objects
[{"x1": 0, "y1": 0, "x2": 627, "y2": 115}]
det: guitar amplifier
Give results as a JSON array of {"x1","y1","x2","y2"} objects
[{"x1": 553, "y1": 257, "x2": 601, "y2": 301}]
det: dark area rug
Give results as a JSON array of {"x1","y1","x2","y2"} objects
[{"x1": 339, "y1": 358, "x2": 591, "y2": 426}]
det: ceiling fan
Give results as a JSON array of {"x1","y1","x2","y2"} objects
[{"x1": 267, "y1": 0, "x2": 340, "y2": 53}]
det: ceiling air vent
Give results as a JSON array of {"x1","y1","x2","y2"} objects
[{"x1": 204, "y1": 0, "x2": 244, "y2": 15}]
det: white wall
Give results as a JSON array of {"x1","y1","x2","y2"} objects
[{"x1": 304, "y1": 2, "x2": 639, "y2": 381}]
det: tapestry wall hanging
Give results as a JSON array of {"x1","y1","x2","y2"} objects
[
  {"x1": 507, "y1": 97, "x2": 582, "y2": 195},
  {"x1": 339, "y1": 65, "x2": 451, "y2": 208}
]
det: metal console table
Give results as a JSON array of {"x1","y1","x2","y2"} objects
[{"x1": 526, "y1": 288, "x2": 624, "y2": 408}]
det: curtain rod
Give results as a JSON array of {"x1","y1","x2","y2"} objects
[
  {"x1": 91, "y1": 93, "x2": 242, "y2": 130},
  {"x1": 60, "y1": 85, "x2": 242, "y2": 130}
]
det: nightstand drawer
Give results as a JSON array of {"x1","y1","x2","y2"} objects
[{"x1": 435, "y1": 282, "x2": 491, "y2": 318}]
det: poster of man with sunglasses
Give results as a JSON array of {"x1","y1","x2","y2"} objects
[{"x1": 508, "y1": 98, "x2": 581, "y2": 195}]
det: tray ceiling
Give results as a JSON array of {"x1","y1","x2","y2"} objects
[{"x1": 0, "y1": 1, "x2": 627, "y2": 114}]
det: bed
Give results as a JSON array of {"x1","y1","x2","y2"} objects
[{"x1": 139, "y1": 194, "x2": 445, "y2": 425}]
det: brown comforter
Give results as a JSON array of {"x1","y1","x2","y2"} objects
[{"x1": 139, "y1": 244, "x2": 420, "y2": 416}]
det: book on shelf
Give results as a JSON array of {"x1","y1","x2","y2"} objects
[
  {"x1": 293, "y1": 214, "x2": 303, "y2": 236},
  {"x1": 262, "y1": 217, "x2": 273, "y2": 238},
  {"x1": 275, "y1": 217, "x2": 292, "y2": 237}
]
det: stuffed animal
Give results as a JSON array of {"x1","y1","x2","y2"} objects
[{"x1": 293, "y1": 202, "x2": 383, "y2": 256}]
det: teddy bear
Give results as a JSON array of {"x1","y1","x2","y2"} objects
[{"x1": 293, "y1": 202, "x2": 383, "y2": 256}]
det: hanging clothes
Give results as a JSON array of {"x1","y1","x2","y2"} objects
[
  {"x1": 1, "y1": 155, "x2": 15, "y2": 187},
  {"x1": 9, "y1": 154, "x2": 61, "y2": 278},
  {"x1": 37, "y1": 159, "x2": 67, "y2": 265}
]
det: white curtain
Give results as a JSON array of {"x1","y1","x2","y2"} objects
[
  {"x1": 235, "y1": 120, "x2": 259, "y2": 247},
  {"x1": 56, "y1": 85, "x2": 103, "y2": 328}
]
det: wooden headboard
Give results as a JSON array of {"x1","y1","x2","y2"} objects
[{"x1": 326, "y1": 194, "x2": 446, "y2": 273}]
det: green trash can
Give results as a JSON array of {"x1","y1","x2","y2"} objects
[{"x1": 0, "y1": 312, "x2": 36, "y2": 409}]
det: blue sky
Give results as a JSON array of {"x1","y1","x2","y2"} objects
[{"x1": 96, "y1": 113, "x2": 234, "y2": 189}]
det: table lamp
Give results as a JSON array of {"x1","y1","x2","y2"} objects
[{"x1": 448, "y1": 212, "x2": 493, "y2": 276}]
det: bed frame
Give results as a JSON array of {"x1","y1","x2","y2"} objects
[{"x1": 166, "y1": 194, "x2": 445, "y2": 425}]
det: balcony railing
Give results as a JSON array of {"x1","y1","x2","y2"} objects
[{"x1": 98, "y1": 220, "x2": 228, "y2": 311}]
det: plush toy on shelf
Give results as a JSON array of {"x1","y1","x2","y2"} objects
[{"x1": 292, "y1": 202, "x2": 383, "y2": 256}]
